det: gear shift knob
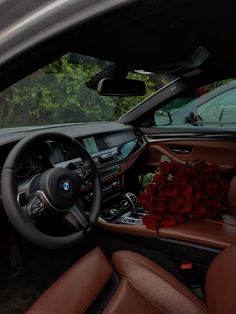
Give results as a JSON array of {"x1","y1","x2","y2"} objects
[{"x1": 124, "y1": 192, "x2": 138, "y2": 213}]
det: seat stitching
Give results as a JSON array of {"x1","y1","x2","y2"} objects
[
  {"x1": 117, "y1": 256, "x2": 201, "y2": 301},
  {"x1": 115, "y1": 257, "x2": 207, "y2": 313}
]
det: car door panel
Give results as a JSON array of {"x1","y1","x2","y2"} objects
[
  {"x1": 145, "y1": 139, "x2": 236, "y2": 172},
  {"x1": 140, "y1": 126, "x2": 236, "y2": 173}
]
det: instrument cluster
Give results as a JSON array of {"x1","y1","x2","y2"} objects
[{"x1": 15, "y1": 153, "x2": 45, "y2": 178}]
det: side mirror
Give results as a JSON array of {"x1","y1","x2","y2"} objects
[
  {"x1": 185, "y1": 111, "x2": 201, "y2": 126},
  {"x1": 97, "y1": 78, "x2": 146, "y2": 96},
  {"x1": 154, "y1": 110, "x2": 172, "y2": 126}
]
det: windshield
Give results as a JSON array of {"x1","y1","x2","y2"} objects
[{"x1": 0, "y1": 53, "x2": 174, "y2": 129}]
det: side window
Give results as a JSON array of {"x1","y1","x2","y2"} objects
[
  {"x1": 217, "y1": 90, "x2": 236, "y2": 123},
  {"x1": 153, "y1": 79, "x2": 236, "y2": 128},
  {"x1": 196, "y1": 89, "x2": 236, "y2": 124}
]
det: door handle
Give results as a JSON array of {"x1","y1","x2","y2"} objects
[{"x1": 169, "y1": 145, "x2": 192, "y2": 154}]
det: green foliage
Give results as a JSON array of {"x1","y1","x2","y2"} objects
[
  {"x1": 0, "y1": 54, "x2": 171, "y2": 128},
  {"x1": 0, "y1": 53, "x2": 234, "y2": 129},
  {"x1": 139, "y1": 172, "x2": 156, "y2": 190}
]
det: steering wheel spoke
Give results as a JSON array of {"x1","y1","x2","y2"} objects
[
  {"x1": 64, "y1": 204, "x2": 89, "y2": 231},
  {"x1": 25, "y1": 194, "x2": 45, "y2": 217}
]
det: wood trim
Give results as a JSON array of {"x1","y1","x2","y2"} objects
[
  {"x1": 97, "y1": 215, "x2": 236, "y2": 249},
  {"x1": 97, "y1": 218, "x2": 156, "y2": 237}
]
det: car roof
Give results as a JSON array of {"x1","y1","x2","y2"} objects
[{"x1": 1, "y1": 0, "x2": 236, "y2": 91}]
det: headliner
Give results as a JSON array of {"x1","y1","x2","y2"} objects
[{"x1": 1, "y1": 0, "x2": 236, "y2": 90}]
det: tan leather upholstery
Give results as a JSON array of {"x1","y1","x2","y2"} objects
[
  {"x1": 27, "y1": 246, "x2": 236, "y2": 314},
  {"x1": 206, "y1": 245, "x2": 236, "y2": 314},
  {"x1": 104, "y1": 251, "x2": 207, "y2": 314},
  {"x1": 26, "y1": 247, "x2": 112, "y2": 314}
]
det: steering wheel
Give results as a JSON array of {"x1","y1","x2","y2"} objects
[{"x1": 1, "y1": 132, "x2": 102, "y2": 249}]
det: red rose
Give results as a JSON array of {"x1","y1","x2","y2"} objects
[
  {"x1": 192, "y1": 192, "x2": 202, "y2": 205},
  {"x1": 141, "y1": 160, "x2": 230, "y2": 230},
  {"x1": 199, "y1": 174, "x2": 208, "y2": 184},
  {"x1": 138, "y1": 191, "x2": 149, "y2": 205},
  {"x1": 177, "y1": 201, "x2": 192, "y2": 214},
  {"x1": 174, "y1": 214, "x2": 186, "y2": 223},
  {"x1": 186, "y1": 167, "x2": 198, "y2": 177},
  {"x1": 157, "y1": 192, "x2": 169, "y2": 202},
  {"x1": 153, "y1": 174, "x2": 167, "y2": 186},
  {"x1": 146, "y1": 183, "x2": 157, "y2": 194},
  {"x1": 170, "y1": 201, "x2": 179, "y2": 213},
  {"x1": 195, "y1": 161, "x2": 209, "y2": 174},
  {"x1": 212, "y1": 172, "x2": 220, "y2": 181},
  {"x1": 158, "y1": 184, "x2": 179, "y2": 197},
  {"x1": 181, "y1": 184, "x2": 192, "y2": 196},
  {"x1": 164, "y1": 185, "x2": 179, "y2": 197},
  {"x1": 138, "y1": 191, "x2": 148, "y2": 205},
  {"x1": 206, "y1": 183, "x2": 218, "y2": 196},
  {"x1": 173, "y1": 174, "x2": 188, "y2": 186},
  {"x1": 200, "y1": 192, "x2": 208, "y2": 201},
  {"x1": 142, "y1": 214, "x2": 161, "y2": 230},
  {"x1": 159, "y1": 214, "x2": 177, "y2": 227},
  {"x1": 159, "y1": 161, "x2": 172, "y2": 174},
  {"x1": 188, "y1": 205, "x2": 207, "y2": 221},
  {"x1": 192, "y1": 181, "x2": 201, "y2": 191},
  {"x1": 172, "y1": 163, "x2": 185, "y2": 175},
  {"x1": 170, "y1": 196, "x2": 184, "y2": 211},
  {"x1": 155, "y1": 201, "x2": 168, "y2": 213},
  {"x1": 169, "y1": 197, "x2": 191, "y2": 214},
  {"x1": 138, "y1": 191, "x2": 154, "y2": 212}
]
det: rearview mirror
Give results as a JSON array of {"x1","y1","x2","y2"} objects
[{"x1": 97, "y1": 78, "x2": 146, "y2": 96}]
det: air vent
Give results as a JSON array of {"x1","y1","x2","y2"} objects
[{"x1": 99, "y1": 165, "x2": 120, "y2": 178}]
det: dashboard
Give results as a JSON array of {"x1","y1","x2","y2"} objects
[{"x1": 0, "y1": 122, "x2": 147, "y2": 202}]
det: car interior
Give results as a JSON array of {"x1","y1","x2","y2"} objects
[{"x1": 1, "y1": 0, "x2": 236, "y2": 313}]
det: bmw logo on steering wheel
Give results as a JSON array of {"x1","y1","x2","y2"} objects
[{"x1": 60, "y1": 180, "x2": 72, "y2": 192}]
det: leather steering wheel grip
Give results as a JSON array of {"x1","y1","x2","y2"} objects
[{"x1": 1, "y1": 132, "x2": 102, "y2": 249}]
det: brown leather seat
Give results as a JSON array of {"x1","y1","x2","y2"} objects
[{"x1": 26, "y1": 245, "x2": 236, "y2": 314}]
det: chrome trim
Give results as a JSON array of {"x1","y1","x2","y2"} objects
[{"x1": 145, "y1": 134, "x2": 236, "y2": 143}]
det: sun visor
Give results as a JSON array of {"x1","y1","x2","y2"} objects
[{"x1": 147, "y1": 46, "x2": 210, "y2": 76}]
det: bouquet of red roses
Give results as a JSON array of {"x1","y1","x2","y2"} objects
[{"x1": 138, "y1": 161, "x2": 230, "y2": 230}]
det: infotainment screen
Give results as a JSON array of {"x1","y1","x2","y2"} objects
[{"x1": 83, "y1": 137, "x2": 99, "y2": 154}]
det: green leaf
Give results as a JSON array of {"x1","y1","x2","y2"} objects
[
  {"x1": 160, "y1": 155, "x2": 171, "y2": 162},
  {"x1": 139, "y1": 172, "x2": 156, "y2": 190}
]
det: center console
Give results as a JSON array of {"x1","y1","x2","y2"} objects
[
  {"x1": 100, "y1": 191, "x2": 147, "y2": 225},
  {"x1": 97, "y1": 189, "x2": 236, "y2": 250},
  {"x1": 94, "y1": 177, "x2": 236, "y2": 251}
]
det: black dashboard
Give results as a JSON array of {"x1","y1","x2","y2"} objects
[{"x1": 0, "y1": 122, "x2": 147, "y2": 201}]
